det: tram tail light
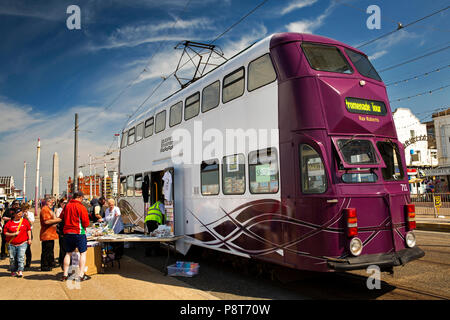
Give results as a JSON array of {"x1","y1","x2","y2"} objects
[
  {"x1": 405, "y1": 204, "x2": 416, "y2": 230},
  {"x1": 344, "y1": 208, "x2": 358, "y2": 237}
]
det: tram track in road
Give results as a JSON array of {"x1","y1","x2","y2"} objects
[
  {"x1": 389, "y1": 284, "x2": 450, "y2": 300},
  {"x1": 124, "y1": 230, "x2": 449, "y2": 300},
  {"x1": 338, "y1": 272, "x2": 449, "y2": 300}
]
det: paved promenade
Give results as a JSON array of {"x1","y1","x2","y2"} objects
[
  {"x1": 0, "y1": 218, "x2": 218, "y2": 300},
  {"x1": 0, "y1": 210, "x2": 447, "y2": 300}
]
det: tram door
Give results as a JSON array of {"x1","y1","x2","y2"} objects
[
  {"x1": 149, "y1": 167, "x2": 175, "y2": 235},
  {"x1": 285, "y1": 135, "x2": 338, "y2": 270},
  {"x1": 150, "y1": 171, "x2": 163, "y2": 205}
]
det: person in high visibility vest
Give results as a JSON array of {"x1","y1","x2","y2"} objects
[{"x1": 145, "y1": 197, "x2": 166, "y2": 234}]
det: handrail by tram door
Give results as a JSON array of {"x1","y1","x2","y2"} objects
[{"x1": 382, "y1": 193, "x2": 399, "y2": 255}]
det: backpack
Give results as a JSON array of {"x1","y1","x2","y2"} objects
[{"x1": 57, "y1": 206, "x2": 66, "y2": 236}]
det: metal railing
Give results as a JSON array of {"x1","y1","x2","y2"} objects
[{"x1": 410, "y1": 193, "x2": 450, "y2": 217}]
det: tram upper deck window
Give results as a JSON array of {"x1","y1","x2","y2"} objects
[
  {"x1": 155, "y1": 110, "x2": 166, "y2": 134},
  {"x1": 222, "y1": 154, "x2": 246, "y2": 195},
  {"x1": 136, "y1": 122, "x2": 144, "y2": 142},
  {"x1": 127, "y1": 127, "x2": 135, "y2": 145},
  {"x1": 336, "y1": 139, "x2": 379, "y2": 165},
  {"x1": 201, "y1": 159, "x2": 220, "y2": 195},
  {"x1": 185, "y1": 92, "x2": 200, "y2": 120},
  {"x1": 223, "y1": 67, "x2": 245, "y2": 103},
  {"x1": 202, "y1": 81, "x2": 220, "y2": 113},
  {"x1": 170, "y1": 101, "x2": 182, "y2": 127},
  {"x1": 301, "y1": 43, "x2": 353, "y2": 74},
  {"x1": 345, "y1": 49, "x2": 382, "y2": 81},
  {"x1": 121, "y1": 131, "x2": 128, "y2": 149},
  {"x1": 248, "y1": 53, "x2": 277, "y2": 91},
  {"x1": 144, "y1": 117, "x2": 154, "y2": 138},
  {"x1": 300, "y1": 144, "x2": 327, "y2": 194},
  {"x1": 377, "y1": 141, "x2": 405, "y2": 181},
  {"x1": 249, "y1": 147, "x2": 279, "y2": 194}
]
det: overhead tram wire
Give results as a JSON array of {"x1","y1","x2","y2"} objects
[
  {"x1": 96, "y1": 0, "x2": 193, "y2": 157},
  {"x1": 77, "y1": 0, "x2": 193, "y2": 135},
  {"x1": 209, "y1": 0, "x2": 270, "y2": 45},
  {"x1": 355, "y1": 6, "x2": 450, "y2": 49},
  {"x1": 385, "y1": 64, "x2": 450, "y2": 86},
  {"x1": 389, "y1": 84, "x2": 450, "y2": 103},
  {"x1": 378, "y1": 45, "x2": 450, "y2": 73},
  {"x1": 117, "y1": 0, "x2": 271, "y2": 134}
]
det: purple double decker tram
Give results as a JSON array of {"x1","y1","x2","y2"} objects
[
  {"x1": 271, "y1": 33, "x2": 424, "y2": 272},
  {"x1": 119, "y1": 32, "x2": 425, "y2": 273}
]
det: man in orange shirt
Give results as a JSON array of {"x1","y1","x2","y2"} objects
[{"x1": 40, "y1": 197, "x2": 61, "y2": 271}]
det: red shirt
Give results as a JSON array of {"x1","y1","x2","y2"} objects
[
  {"x1": 61, "y1": 199, "x2": 90, "y2": 235},
  {"x1": 3, "y1": 218, "x2": 31, "y2": 245}
]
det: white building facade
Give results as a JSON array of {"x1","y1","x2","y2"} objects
[
  {"x1": 393, "y1": 108, "x2": 437, "y2": 167},
  {"x1": 432, "y1": 110, "x2": 450, "y2": 167}
]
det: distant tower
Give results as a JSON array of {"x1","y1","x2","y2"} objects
[{"x1": 52, "y1": 152, "x2": 60, "y2": 198}]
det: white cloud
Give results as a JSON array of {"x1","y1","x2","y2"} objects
[
  {"x1": 89, "y1": 18, "x2": 215, "y2": 51},
  {"x1": 285, "y1": 2, "x2": 335, "y2": 34},
  {"x1": 0, "y1": 100, "x2": 44, "y2": 133},
  {"x1": 0, "y1": 98, "x2": 129, "y2": 198},
  {"x1": 222, "y1": 24, "x2": 268, "y2": 58},
  {"x1": 281, "y1": 0, "x2": 318, "y2": 16},
  {"x1": 368, "y1": 50, "x2": 388, "y2": 61}
]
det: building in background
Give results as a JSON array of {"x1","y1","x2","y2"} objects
[
  {"x1": 393, "y1": 108, "x2": 438, "y2": 194},
  {"x1": 0, "y1": 176, "x2": 15, "y2": 201},
  {"x1": 423, "y1": 108, "x2": 450, "y2": 192},
  {"x1": 67, "y1": 171, "x2": 117, "y2": 199}
]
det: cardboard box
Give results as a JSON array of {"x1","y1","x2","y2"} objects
[
  {"x1": 85, "y1": 246, "x2": 102, "y2": 275},
  {"x1": 71, "y1": 246, "x2": 102, "y2": 276}
]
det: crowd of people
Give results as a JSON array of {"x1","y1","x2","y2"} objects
[{"x1": 0, "y1": 192, "x2": 124, "y2": 281}]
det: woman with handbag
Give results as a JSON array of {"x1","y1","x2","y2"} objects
[{"x1": 3, "y1": 207, "x2": 32, "y2": 277}]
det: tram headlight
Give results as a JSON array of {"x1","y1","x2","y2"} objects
[
  {"x1": 405, "y1": 232, "x2": 416, "y2": 248},
  {"x1": 349, "y1": 237, "x2": 363, "y2": 256}
]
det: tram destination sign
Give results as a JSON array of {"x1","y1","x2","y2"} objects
[{"x1": 345, "y1": 97, "x2": 387, "y2": 116}]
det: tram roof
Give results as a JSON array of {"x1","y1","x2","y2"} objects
[{"x1": 123, "y1": 32, "x2": 365, "y2": 131}]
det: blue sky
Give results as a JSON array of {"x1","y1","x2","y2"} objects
[{"x1": 0, "y1": 0, "x2": 449, "y2": 196}]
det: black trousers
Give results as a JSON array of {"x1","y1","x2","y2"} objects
[
  {"x1": 146, "y1": 220, "x2": 159, "y2": 233},
  {"x1": 41, "y1": 240, "x2": 55, "y2": 270},
  {"x1": 1, "y1": 233, "x2": 7, "y2": 257},
  {"x1": 25, "y1": 230, "x2": 33, "y2": 267}
]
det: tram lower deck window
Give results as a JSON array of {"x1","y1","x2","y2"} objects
[
  {"x1": 336, "y1": 139, "x2": 379, "y2": 165},
  {"x1": 377, "y1": 141, "x2": 405, "y2": 181},
  {"x1": 341, "y1": 171, "x2": 377, "y2": 183},
  {"x1": 300, "y1": 144, "x2": 327, "y2": 194},
  {"x1": 201, "y1": 159, "x2": 220, "y2": 195},
  {"x1": 249, "y1": 148, "x2": 279, "y2": 194},
  {"x1": 126, "y1": 175, "x2": 134, "y2": 197},
  {"x1": 222, "y1": 154, "x2": 246, "y2": 195}
]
